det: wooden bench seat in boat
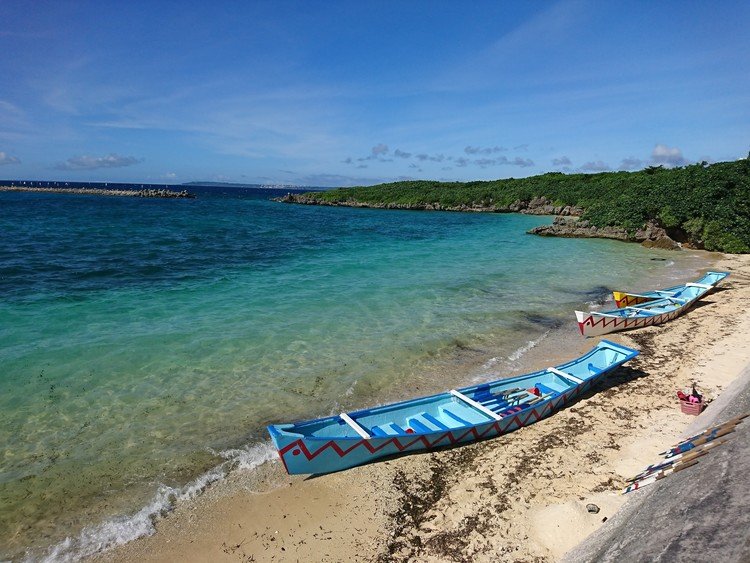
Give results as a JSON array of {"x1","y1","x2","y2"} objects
[{"x1": 370, "y1": 422, "x2": 408, "y2": 436}]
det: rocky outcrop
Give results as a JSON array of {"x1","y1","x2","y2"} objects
[
  {"x1": 528, "y1": 217, "x2": 629, "y2": 241},
  {"x1": 529, "y1": 217, "x2": 680, "y2": 250},
  {"x1": 275, "y1": 194, "x2": 583, "y2": 216},
  {"x1": 507, "y1": 197, "x2": 584, "y2": 217},
  {"x1": 0, "y1": 186, "x2": 195, "y2": 198}
]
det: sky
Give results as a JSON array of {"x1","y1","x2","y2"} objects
[{"x1": 0, "y1": 1, "x2": 748, "y2": 187}]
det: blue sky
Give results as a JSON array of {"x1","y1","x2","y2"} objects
[{"x1": 1, "y1": 1, "x2": 748, "y2": 186}]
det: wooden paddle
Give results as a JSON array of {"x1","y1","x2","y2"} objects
[
  {"x1": 664, "y1": 426, "x2": 736, "y2": 458},
  {"x1": 659, "y1": 414, "x2": 748, "y2": 455},
  {"x1": 628, "y1": 439, "x2": 727, "y2": 482},
  {"x1": 622, "y1": 459, "x2": 700, "y2": 494}
]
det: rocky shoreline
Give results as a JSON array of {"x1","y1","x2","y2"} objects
[
  {"x1": 277, "y1": 193, "x2": 681, "y2": 249},
  {"x1": 0, "y1": 186, "x2": 195, "y2": 198},
  {"x1": 529, "y1": 216, "x2": 681, "y2": 250},
  {"x1": 275, "y1": 193, "x2": 584, "y2": 216}
]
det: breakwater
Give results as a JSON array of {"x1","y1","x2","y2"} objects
[{"x1": 0, "y1": 186, "x2": 195, "y2": 198}]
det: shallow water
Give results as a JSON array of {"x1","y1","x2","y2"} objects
[{"x1": 0, "y1": 187, "x2": 710, "y2": 559}]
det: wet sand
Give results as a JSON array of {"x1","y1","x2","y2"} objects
[{"x1": 94, "y1": 253, "x2": 750, "y2": 563}]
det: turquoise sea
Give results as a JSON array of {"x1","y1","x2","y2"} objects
[{"x1": 0, "y1": 187, "x2": 710, "y2": 560}]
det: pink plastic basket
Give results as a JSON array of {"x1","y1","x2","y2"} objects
[{"x1": 680, "y1": 400, "x2": 704, "y2": 416}]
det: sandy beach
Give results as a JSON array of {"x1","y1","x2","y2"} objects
[{"x1": 93, "y1": 253, "x2": 750, "y2": 563}]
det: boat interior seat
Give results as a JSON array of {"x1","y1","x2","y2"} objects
[
  {"x1": 390, "y1": 423, "x2": 408, "y2": 435},
  {"x1": 423, "y1": 412, "x2": 450, "y2": 430},
  {"x1": 407, "y1": 418, "x2": 432, "y2": 434},
  {"x1": 370, "y1": 426, "x2": 388, "y2": 437},
  {"x1": 407, "y1": 412, "x2": 451, "y2": 434},
  {"x1": 440, "y1": 408, "x2": 471, "y2": 427},
  {"x1": 371, "y1": 423, "x2": 408, "y2": 436}
]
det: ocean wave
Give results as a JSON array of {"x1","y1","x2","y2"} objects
[
  {"x1": 506, "y1": 330, "x2": 551, "y2": 362},
  {"x1": 482, "y1": 356, "x2": 501, "y2": 369},
  {"x1": 33, "y1": 442, "x2": 277, "y2": 563},
  {"x1": 472, "y1": 330, "x2": 552, "y2": 384}
]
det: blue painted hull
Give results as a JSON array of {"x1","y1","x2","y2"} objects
[
  {"x1": 576, "y1": 271, "x2": 730, "y2": 337},
  {"x1": 268, "y1": 340, "x2": 639, "y2": 474}
]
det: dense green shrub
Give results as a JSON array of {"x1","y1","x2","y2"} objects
[{"x1": 306, "y1": 159, "x2": 750, "y2": 253}]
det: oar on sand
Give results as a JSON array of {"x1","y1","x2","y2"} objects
[
  {"x1": 664, "y1": 426, "x2": 736, "y2": 458},
  {"x1": 628, "y1": 439, "x2": 727, "y2": 483},
  {"x1": 659, "y1": 414, "x2": 748, "y2": 456},
  {"x1": 622, "y1": 459, "x2": 700, "y2": 494}
]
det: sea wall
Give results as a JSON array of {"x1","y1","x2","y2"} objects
[{"x1": 0, "y1": 186, "x2": 195, "y2": 198}]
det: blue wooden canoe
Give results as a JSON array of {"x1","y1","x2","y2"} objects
[
  {"x1": 267, "y1": 340, "x2": 639, "y2": 475},
  {"x1": 611, "y1": 271, "x2": 729, "y2": 308},
  {"x1": 576, "y1": 271, "x2": 729, "y2": 338}
]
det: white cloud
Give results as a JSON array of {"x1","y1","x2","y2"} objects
[
  {"x1": 619, "y1": 157, "x2": 643, "y2": 170},
  {"x1": 651, "y1": 144, "x2": 687, "y2": 167},
  {"x1": 464, "y1": 145, "x2": 507, "y2": 155},
  {"x1": 54, "y1": 153, "x2": 141, "y2": 170},
  {"x1": 552, "y1": 156, "x2": 572, "y2": 166},
  {"x1": 580, "y1": 160, "x2": 611, "y2": 172},
  {"x1": 371, "y1": 143, "x2": 389, "y2": 156},
  {"x1": 0, "y1": 151, "x2": 20, "y2": 165}
]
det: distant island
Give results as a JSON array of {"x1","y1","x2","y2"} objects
[
  {"x1": 276, "y1": 158, "x2": 750, "y2": 253},
  {"x1": 182, "y1": 181, "x2": 316, "y2": 191}
]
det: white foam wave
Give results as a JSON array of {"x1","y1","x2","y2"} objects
[
  {"x1": 33, "y1": 442, "x2": 277, "y2": 563},
  {"x1": 471, "y1": 331, "x2": 553, "y2": 384},
  {"x1": 506, "y1": 330, "x2": 550, "y2": 362},
  {"x1": 344, "y1": 379, "x2": 358, "y2": 396},
  {"x1": 482, "y1": 356, "x2": 501, "y2": 369},
  {"x1": 217, "y1": 441, "x2": 278, "y2": 471}
]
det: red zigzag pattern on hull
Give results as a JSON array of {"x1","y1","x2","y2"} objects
[
  {"x1": 578, "y1": 309, "x2": 682, "y2": 336},
  {"x1": 277, "y1": 386, "x2": 588, "y2": 471},
  {"x1": 614, "y1": 294, "x2": 652, "y2": 308}
]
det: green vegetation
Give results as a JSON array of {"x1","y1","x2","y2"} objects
[{"x1": 306, "y1": 158, "x2": 750, "y2": 253}]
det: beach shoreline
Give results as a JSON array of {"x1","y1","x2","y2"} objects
[{"x1": 85, "y1": 252, "x2": 750, "y2": 563}]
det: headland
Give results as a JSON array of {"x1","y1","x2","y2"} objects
[{"x1": 276, "y1": 158, "x2": 750, "y2": 253}]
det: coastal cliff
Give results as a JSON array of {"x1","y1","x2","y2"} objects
[
  {"x1": 276, "y1": 192, "x2": 584, "y2": 216},
  {"x1": 529, "y1": 216, "x2": 681, "y2": 249}
]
